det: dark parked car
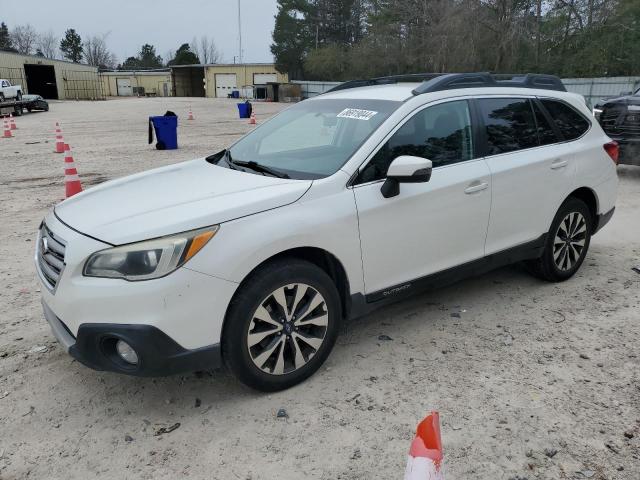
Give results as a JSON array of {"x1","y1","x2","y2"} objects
[
  {"x1": 23, "y1": 94, "x2": 49, "y2": 113},
  {"x1": 594, "y1": 87, "x2": 640, "y2": 166}
]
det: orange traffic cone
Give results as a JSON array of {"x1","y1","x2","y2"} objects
[
  {"x1": 9, "y1": 113, "x2": 17, "y2": 130},
  {"x1": 188, "y1": 107, "x2": 194, "y2": 120},
  {"x1": 63, "y1": 144, "x2": 83, "y2": 198},
  {"x1": 54, "y1": 123, "x2": 65, "y2": 153},
  {"x1": 3, "y1": 118, "x2": 13, "y2": 138},
  {"x1": 404, "y1": 412, "x2": 444, "y2": 480},
  {"x1": 248, "y1": 111, "x2": 257, "y2": 125}
]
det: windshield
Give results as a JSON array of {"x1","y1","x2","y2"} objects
[{"x1": 228, "y1": 98, "x2": 400, "y2": 179}]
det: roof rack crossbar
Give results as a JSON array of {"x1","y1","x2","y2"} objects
[
  {"x1": 412, "y1": 73, "x2": 566, "y2": 94},
  {"x1": 325, "y1": 72, "x2": 566, "y2": 95}
]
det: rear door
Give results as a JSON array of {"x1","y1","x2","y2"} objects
[
  {"x1": 479, "y1": 96, "x2": 575, "y2": 254},
  {"x1": 352, "y1": 99, "x2": 492, "y2": 296}
]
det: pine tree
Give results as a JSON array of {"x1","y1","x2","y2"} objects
[
  {"x1": 0, "y1": 22, "x2": 15, "y2": 52},
  {"x1": 59, "y1": 28, "x2": 83, "y2": 63}
]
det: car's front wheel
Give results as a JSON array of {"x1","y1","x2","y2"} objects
[
  {"x1": 223, "y1": 259, "x2": 341, "y2": 391},
  {"x1": 526, "y1": 197, "x2": 593, "y2": 282}
]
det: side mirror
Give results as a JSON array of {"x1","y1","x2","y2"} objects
[{"x1": 381, "y1": 156, "x2": 432, "y2": 198}]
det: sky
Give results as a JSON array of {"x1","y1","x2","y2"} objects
[{"x1": 2, "y1": 0, "x2": 279, "y2": 64}]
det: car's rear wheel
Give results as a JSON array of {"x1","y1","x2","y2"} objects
[
  {"x1": 0, "y1": 93, "x2": 4, "y2": 102},
  {"x1": 526, "y1": 197, "x2": 592, "y2": 282},
  {"x1": 223, "y1": 259, "x2": 340, "y2": 391}
]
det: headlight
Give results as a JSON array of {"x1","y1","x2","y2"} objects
[
  {"x1": 592, "y1": 107, "x2": 603, "y2": 117},
  {"x1": 83, "y1": 226, "x2": 218, "y2": 281}
]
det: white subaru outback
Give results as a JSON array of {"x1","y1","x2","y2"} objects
[{"x1": 36, "y1": 73, "x2": 618, "y2": 391}]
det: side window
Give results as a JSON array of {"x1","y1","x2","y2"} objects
[
  {"x1": 532, "y1": 101, "x2": 559, "y2": 146},
  {"x1": 357, "y1": 100, "x2": 473, "y2": 183},
  {"x1": 540, "y1": 99, "x2": 590, "y2": 141},
  {"x1": 478, "y1": 98, "x2": 538, "y2": 155}
]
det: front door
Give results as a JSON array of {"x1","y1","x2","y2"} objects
[{"x1": 352, "y1": 99, "x2": 492, "y2": 297}]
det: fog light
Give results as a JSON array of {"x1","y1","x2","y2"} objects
[{"x1": 115, "y1": 340, "x2": 138, "y2": 365}]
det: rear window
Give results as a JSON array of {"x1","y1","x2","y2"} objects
[
  {"x1": 478, "y1": 98, "x2": 538, "y2": 155},
  {"x1": 540, "y1": 99, "x2": 590, "y2": 141}
]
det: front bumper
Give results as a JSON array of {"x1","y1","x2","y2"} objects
[{"x1": 42, "y1": 300, "x2": 222, "y2": 376}]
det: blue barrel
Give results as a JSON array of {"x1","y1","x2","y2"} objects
[
  {"x1": 231, "y1": 90, "x2": 240, "y2": 99},
  {"x1": 237, "y1": 102, "x2": 252, "y2": 119},
  {"x1": 149, "y1": 115, "x2": 178, "y2": 150}
]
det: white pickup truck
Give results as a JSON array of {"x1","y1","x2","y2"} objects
[{"x1": 0, "y1": 79, "x2": 23, "y2": 102}]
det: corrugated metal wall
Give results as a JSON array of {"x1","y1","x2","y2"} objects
[
  {"x1": 291, "y1": 80, "x2": 340, "y2": 98},
  {"x1": 0, "y1": 51, "x2": 102, "y2": 100},
  {"x1": 100, "y1": 72, "x2": 172, "y2": 97},
  {"x1": 562, "y1": 77, "x2": 640, "y2": 108}
]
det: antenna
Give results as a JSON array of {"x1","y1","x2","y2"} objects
[{"x1": 238, "y1": 0, "x2": 243, "y2": 64}]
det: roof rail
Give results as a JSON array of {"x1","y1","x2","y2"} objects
[
  {"x1": 411, "y1": 73, "x2": 566, "y2": 94},
  {"x1": 325, "y1": 72, "x2": 566, "y2": 95},
  {"x1": 326, "y1": 73, "x2": 443, "y2": 93}
]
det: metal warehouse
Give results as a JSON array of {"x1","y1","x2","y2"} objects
[
  {"x1": 0, "y1": 51, "x2": 101, "y2": 100},
  {"x1": 100, "y1": 70, "x2": 172, "y2": 97},
  {"x1": 170, "y1": 63, "x2": 288, "y2": 99}
]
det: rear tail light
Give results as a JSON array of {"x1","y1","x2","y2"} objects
[{"x1": 603, "y1": 141, "x2": 619, "y2": 165}]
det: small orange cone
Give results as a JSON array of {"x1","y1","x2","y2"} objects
[
  {"x1": 188, "y1": 107, "x2": 194, "y2": 120},
  {"x1": 55, "y1": 123, "x2": 65, "y2": 153},
  {"x1": 9, "y1": 113, "x2": 17, "y2": 130},
  {"x1": 63, "y1": 144, "x2": 83, "y2": 198},
  {"x1": 248, "y1": 111, "x2": 257, "y2": 125},
  {"x1": 404, "y1": 412, "x2": 444, "y2": 480},
  {"x1": 3, "y1": 118, "x2": 13, "y2": 138}
]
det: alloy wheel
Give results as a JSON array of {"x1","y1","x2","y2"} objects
[
  {"x1": 247, "y1": 283, "x2": 329, "y2": 375},
  {"x1": 553, "y1": 211, "x2": 587, "y2": 271}
]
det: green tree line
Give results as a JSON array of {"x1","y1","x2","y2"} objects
[{"x1": 271, "y1": 0, "x2": 640, "y2": 80}]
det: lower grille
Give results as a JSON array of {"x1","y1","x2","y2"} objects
[
  {"x1": 36, "y1": 223, "x2": 67, "y2": 291},
  {"x1": 600, "y1": 106, "x2": 640, "y2": 139}
]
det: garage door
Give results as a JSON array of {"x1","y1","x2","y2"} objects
[
  {"x1": 254, "y1": 73, "x2": 277, "y2": 85},
  {"x1": 116, "y1": 78, "x2": 132, "y2": 96},
  {"x1": 215, "y1": 74, "x2": 237, "y2": 98}
]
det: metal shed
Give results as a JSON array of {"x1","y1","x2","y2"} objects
[
  {"x1": 0, "y1": 51, "x2": 102, "y2": 100},
  {"x1": 170, "y1": 63, "x2": 288, "y2": 98}
]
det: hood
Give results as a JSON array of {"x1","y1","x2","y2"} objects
[
  {"x1": 596, "y1": 95, "x2": 640, "y2": 109},
  {"x1": 55, "y1": 158, "x2": 312, "y2": 244}
]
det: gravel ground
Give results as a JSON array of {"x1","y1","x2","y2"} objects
[{"x1": 0, "y1": 97, "x2": 638, "y2": 480}]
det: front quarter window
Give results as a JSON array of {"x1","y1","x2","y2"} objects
[{"x1": 228, "y1": 98, "x2": 399, "y2": 179}]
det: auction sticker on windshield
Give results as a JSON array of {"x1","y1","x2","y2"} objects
[{"x1": 337, "y1": 108, "x2": 378, "y2": 120}]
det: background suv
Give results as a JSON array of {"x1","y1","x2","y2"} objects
[
  {"x1": 36, "y1": 73, "x2": 618, "y2": 391},
  {"x1": 594, "y1": 86, "x2": 640, "y2": 166}
]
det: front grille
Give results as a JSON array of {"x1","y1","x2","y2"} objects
[
  {"x1": 36, "y1": 223, "x2": 66, "y2": 291},
  {"x1": 600, "y1": 105, "x2": 640, "y2": 139}
]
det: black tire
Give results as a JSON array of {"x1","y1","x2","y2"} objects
[
  {"x1": 0, "y1": 93, "x2": 4, "y2": 102},
  {"x1": 14, "y1": 105, "x2": 22, "y2": 116},
  {"x1": 223, "y1": 258, "x2": 341, "y2": 392},
  {"x1": 27, "y1": 107, "x2": 32, "y2": 113},
  {"x1": 525, "y1": 197, "x2": 593, "y2": 282},
  {"x1": 15, "y1": 91, "x2": 22, "y2": 101}
]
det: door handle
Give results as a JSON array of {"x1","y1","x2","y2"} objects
[
  {"x1": 550, "y1": 159, "x2": 568, "y2": 170},
  {"x1": 464, "y1": 182, "x2": 489, "y2": 194}
]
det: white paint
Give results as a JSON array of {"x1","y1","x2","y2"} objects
[{"x1": 116, "y1": 78, "x2": 132, "y2": 96}]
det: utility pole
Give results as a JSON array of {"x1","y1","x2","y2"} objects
[{"x1": 238, "y1": 0, "x2": 243, "y2": 65}]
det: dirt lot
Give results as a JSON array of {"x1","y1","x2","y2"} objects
[{"x1": 0, "y1": 97, "x2": 638, "y2": 480}]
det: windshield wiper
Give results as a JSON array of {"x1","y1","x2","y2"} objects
[{"x1": 229, "y1": 159, "x2": 290, "y2": 179}]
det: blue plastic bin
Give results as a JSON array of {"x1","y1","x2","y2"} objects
[
  {"x1": 149, "y1": 115, "x2": 178, "y2": 150},
  {"x1": 237, "y1": 102, "x2": 252, "y2": 119},
  {"x1": 231, "y1": 90, "x2": 240, "y2": 98}
]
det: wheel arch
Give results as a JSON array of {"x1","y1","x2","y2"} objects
[
  {"x1": 566, "y1": 187, "x2": 598, "y2": 227},
  {"x1": 221, "y1": 246, "x2": 352, "y2": 341}
]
